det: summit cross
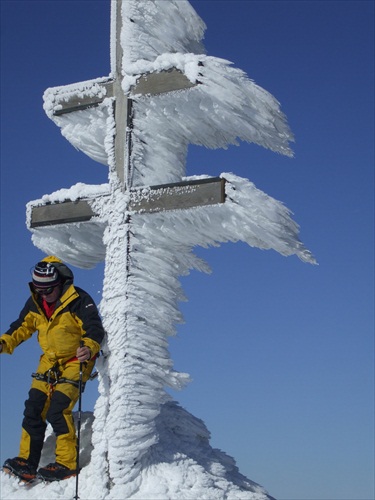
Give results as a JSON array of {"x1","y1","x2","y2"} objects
[
  {"x1": 27, "y1": 0, "x2": 227, "y2": 491},
  {"x1": 30, "y1": 0, "x2": 225, "y2": 229},
  {"x1": 26, "y1": 0, "x2": 314, "y2": 496}
]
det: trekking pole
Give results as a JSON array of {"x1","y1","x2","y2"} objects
[{"x1": 74, "y1": 340, "x2": 84, "y2": 500}]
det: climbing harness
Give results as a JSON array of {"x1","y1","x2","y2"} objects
[
  {"x1": 32, "y1": 363, "x2": 80, "y2": 398},
  {"x1": 31, "y1": 356, "x2": 98, "y2": 398}
]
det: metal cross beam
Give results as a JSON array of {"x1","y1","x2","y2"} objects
[
  {"x1": 52, "y1": 70, "x2": 197, "y2": 116},
  {"x1": 29, "y1": 177, "x2": 226, "y2": 228}
]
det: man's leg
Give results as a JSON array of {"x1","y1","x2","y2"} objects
[
  {"x1": 3, "y1": 379, "x2": 50, "y2": 481},
  {"x1": 19, "y1": 383, "x2": 50, "y2": 468},
  {"x1": 43, "y1": 359, "x2": 95, "y2": 472},
  {"x1": 46, "y1": 387, "x2": 78, "y2": 470}
]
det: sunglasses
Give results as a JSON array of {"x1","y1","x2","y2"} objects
[{"x1": 34, "y1": 285, "x2": 59, "y2": 295}]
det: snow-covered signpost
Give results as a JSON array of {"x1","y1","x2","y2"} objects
[{"x1": 25, "y1": 0, "x2": 315, "y2": 498}]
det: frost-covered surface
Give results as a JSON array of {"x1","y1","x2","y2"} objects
[
  {"x1": 28, "y1": 174, "x2": 314, "y2": 268},
  {"x1": 0, "y1": 407, "x2": 274, "y2": 499},
  {"x1": 118, "y1": 0, "x2": 206, "y2": 67},
  {"x1": 18, "y1": 1, "x2": 315, "y2": 498},
  {"x1": 43, "y1": 0, "x2": 293, "y2": 183}
]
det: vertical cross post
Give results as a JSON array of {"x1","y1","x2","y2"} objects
[
  {"x1": 30, "y1": 1, "x2": 220, "y2": 489},
  {"x1": 113, "y1": 0, "x2": 131, "y2": 190}
]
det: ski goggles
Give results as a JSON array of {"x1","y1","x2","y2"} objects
[{"x1": 34, "y1": 285, "x2": 59, "y2": 295}]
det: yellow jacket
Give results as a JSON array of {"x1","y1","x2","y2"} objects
[{"x1": 1, "y1": 282, "x2": 104, "y2": 364}]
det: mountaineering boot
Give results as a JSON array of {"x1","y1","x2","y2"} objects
[
  {"x1": 2, "y1": 457, "x2": 37, "y2": 483},
  {"x1": 37, "y1": 462, "x2": 77, "y2": 482}
]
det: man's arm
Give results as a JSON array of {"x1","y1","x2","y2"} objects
[
  {"x1": 72, "y1": 287, "x2": 105, "y2": 357},
  {"x1": 0, "y1": 298, "x2": 37, "y2": 354}
]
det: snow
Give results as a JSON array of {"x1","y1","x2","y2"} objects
[
  {"x1": 2, "y1": 1, "x2": 315, "y2": 498},
  {"x1": 1, "y1": 407, "x2": 274, "y2": 499}
]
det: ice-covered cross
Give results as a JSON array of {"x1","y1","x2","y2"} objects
[
  {"x1": 27, "y1": 1, "x2": 315, "y2": 497},
  {"x1": 30, "y1": 0, "x2": 225, "y2": 228}
]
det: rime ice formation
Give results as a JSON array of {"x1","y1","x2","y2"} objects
[
  {"x1": 2, "y1": 1, "x2": 315, "y2": 498},
  {"x1": 1, "y1": 408, "x2": 275, "y2": 499}
]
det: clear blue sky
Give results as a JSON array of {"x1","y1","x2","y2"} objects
[{"x1": 1, "y1": 1, "x2": 374, "y2": 499}]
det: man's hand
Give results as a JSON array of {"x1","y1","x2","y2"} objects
[{"x1": 76, "y1": 345, "x2": 91, "y2": 362}]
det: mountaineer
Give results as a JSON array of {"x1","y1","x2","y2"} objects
[{"x1": 1, "y1": 256, "x2": 105, "y2": 482}]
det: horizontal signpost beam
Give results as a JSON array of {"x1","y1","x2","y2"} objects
[
  {"x1": 131, "y1": 177, "x2": 225, "y2": 213},
  {"x1": 30, "y1": 199, "x2": 97, "y2": 227},
  {"x1": 30, "y1": 177, "x2": 226, "y2": 228},
  {"x1": 52, "y1": 69, "x2": 199, "y2": 117},
  {"x1": 52, "y1": 81, "x2": 114, "y2": 116},
  {"x1": 132, "y1": 69, "x2": 197, "y2": 96}
]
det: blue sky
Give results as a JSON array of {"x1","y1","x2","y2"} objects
[{"x1": 0, "y1": 1, "x2": 374, "y2": 499}]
